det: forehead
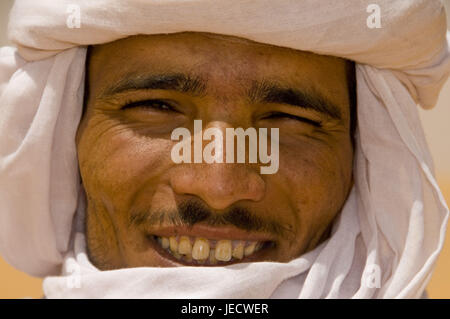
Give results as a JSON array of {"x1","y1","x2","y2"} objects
[{"x1": 87, "y1": 32, "x2": 350, "y2": 107}]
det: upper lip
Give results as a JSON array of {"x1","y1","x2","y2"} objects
[{"x1": 146, "y1": 223, "x2": 275, "y2": 242}]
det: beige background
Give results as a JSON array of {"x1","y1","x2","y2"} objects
[{"x1": 1, "y1": 1, "x2": 450, "y2": 298}]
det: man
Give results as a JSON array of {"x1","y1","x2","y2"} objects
[
  {"x1": 79, "y1": 33, "x2": 355, "y2": 269},
  {"x1": 0, "y1": 0, "x2": 449, "y2": 298}
]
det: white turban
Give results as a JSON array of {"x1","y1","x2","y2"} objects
[{"x1": 0, "y1": 0, "x2": 449, "y2": 298}]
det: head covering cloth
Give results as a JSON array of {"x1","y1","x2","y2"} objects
[{"x1": 0, "y1": 0, "x2": 449, "y2": 298}]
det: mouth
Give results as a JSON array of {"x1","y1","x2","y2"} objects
[{"x1": 146, "y1": 225, "x2": 276, "y2": 266}]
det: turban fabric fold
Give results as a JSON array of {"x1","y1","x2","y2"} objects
[{"x1": 0, "y1": 0, "x2": 449, "y2": 298}]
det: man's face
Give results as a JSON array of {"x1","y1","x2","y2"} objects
[{"x1": 76, "y1": 32, "x2": 354, "y2": 269}]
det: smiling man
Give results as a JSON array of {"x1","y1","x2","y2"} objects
[
  {"x1": 0, "y1": 0, "x2": 449, "y2": 299},
  {"x1": 77, "y1": 33, "x2": 355, "y2": 269}
]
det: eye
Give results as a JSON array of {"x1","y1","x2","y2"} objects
[
  {"x1": 263, "y1": 112, "x2": 322, "y2": 128},
  {"x1": 121, "y1": 99, "x2": 178, "y2": 112}
]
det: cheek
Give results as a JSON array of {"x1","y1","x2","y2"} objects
[
  {"x1": 77, "y1": 114, "x2": 174, "y2": 209},
  {"x1": 276, "y1": 137, "x2": 353, "y2": 233}
]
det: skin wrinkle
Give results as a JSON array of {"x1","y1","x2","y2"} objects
[
  {"x1": 99, "y1": 192, "x2": 128, "y2": 266},
  {"x1": 76, "y1": 32, "x2": 355, "y2": 269},
  {"x1": 86, "y1": 196, "x2": 122, "y2": 269}
]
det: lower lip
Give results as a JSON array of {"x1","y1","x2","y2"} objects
[{"x1": 146, "y1": 235, "x2": 276, "y2": 267}]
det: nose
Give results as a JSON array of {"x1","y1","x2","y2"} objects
[
  {"x1": 170, "y1": 163, "x2": 266, "y2": 210},
  {"x1": 169, "y1": 122, "x2": 266, "y2": 210}
]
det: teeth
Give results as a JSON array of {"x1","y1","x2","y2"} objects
[
  {"x1": 192, "y1": 238, "x2": 210, "y2": 260},
  {"x1": 169, "y1": 237, "x2": 178, "y2": 253},
  {"x1": 215, "y1": 240, "x2": 232, "y2": 261},
  {"x1": 156, "y1": 236, "x2": 266, "y2": 264},
  {"x1": 173, "y1": 251, "x2": 182, "y2": 259},
  {"x1": 232, "y1": 241, "x2": 245, "y2": 260},
  {"x1": 178, "y1": 236, "x2": 192, "y2": 255},
  {"x1": 161, "y1": 237, "x2": 170, "y2": 249},
  {"x1": 244, "y1": 241, "x2": 257, "y2": 256}
]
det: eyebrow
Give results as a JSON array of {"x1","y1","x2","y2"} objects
[
  {"x1": 101, "y1": 73, "x2": 207, "y2": 98},
  {"x1": 248, "y1": 80, "x2": 342, "y2": 120},
  {"x1": 101, "y1": 72, "x2": 342, "y2": 120}
]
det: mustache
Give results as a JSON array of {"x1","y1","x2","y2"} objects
[{"x1": 129, "y1": 200, "x2": 293, "y2": 239}]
